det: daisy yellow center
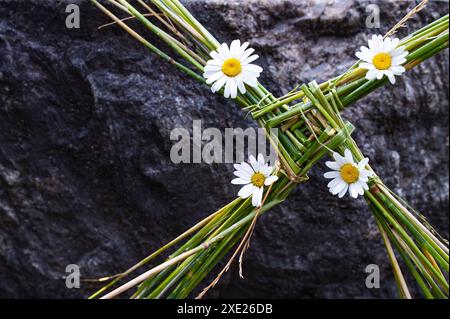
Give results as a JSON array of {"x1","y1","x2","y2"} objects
[
  {"x1": 340, "y1": 164, "x2": 360, "y2": 184},
  {"x1": 251, "y1": 172, "x2": 266, "y2": 187},
  {"x1": 372, "y1": 52, "x2": 392, "y2": 70},
  {"x1": 222, "y1": 58, "x2": 242, "y2": 77}
]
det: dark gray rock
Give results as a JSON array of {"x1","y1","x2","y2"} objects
[{"x1": 0, "y1": 0, "x2": 448, "y2": 298}]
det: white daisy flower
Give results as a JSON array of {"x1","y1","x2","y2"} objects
[
  {"x1": 203, "y1": 40, "x2": 263, "y2": 99},
  {"x1": 231, "y1": 154, "x2": 278, "y2": 207},
  {"x1": 356, "y1": 35, "x2": 408, "y2": 84},
  {"x1": 324, "y1": 149, "x2": 373, "y2": 199}
]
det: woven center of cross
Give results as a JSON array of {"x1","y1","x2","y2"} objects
[{"x1": 249, "y1": 80, "x2": 357, "y2": 184}]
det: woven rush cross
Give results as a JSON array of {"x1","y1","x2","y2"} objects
[{"x1": 89, "y1": 0, "x2": 449, "y2": 299}]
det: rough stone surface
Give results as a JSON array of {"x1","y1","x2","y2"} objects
[{"x1": 0, "y1": 0, "x2": 448, "y2": 298}]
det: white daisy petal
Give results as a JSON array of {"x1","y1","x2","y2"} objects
[
  {"x1": 252, "y1": 186, "x2": 263, "y2": 207},
  {"x1": 390, "y1": 65, "x2": 406, "y2": 75},
  {"x1": 355, "y1": 51, "x2": 365, "y2": 60},
  {"x1": 356, "y1": 181, "x2": 365, "y2": 196},
  {"x1": 261, "y1": 164, "x2": 273, "y2": 176},
  {"x1": 224, "y1": 79, "x2": 231, "y2": 98},
  {"x1": 233, "y1": 163, "x2": 241, "y2": 171},
  {"x1": 392, "y1": 56, "x2": 407, "y2": 65},
  {"x1": 398, "y1": 52, "x2": 409, "y2": 60},
  {"x1": 368, "y1": 35, "x2": 381, "y2": 52},
  {"x1": 376, "y1": 70, "x2": 384, "y2": 80},
  {"x1": 366, "y1": 69, "x2": 378, "y2": 80},
  {"x1": 238, "y1": 183, "x2": 254, "y2": 199},
  {"x1": 241, "y1": 72, "x2": 259, "y2": 87},
  {"x1": 249, "y1": 155, "x2": 260, "y2": 172},
  {"x1": 229, "y1": 78, "x2": 238, "y2": 99},
  {"x1": 244, "y1": 64, "x2": 263, "y2": 73},
  {"x1": 231, "y1": 178, "x2": 250, "y2": 185},
  {"x1": 344, "y1": 149, "x2": 354, "y2": 163},
  {"x1": 257, "y1": 154, "x2": 265, "y2": 166},
  {"x1": 242, "y1": 69, "x2": 263, "y2": 78},
  {"x1": 362, "y1": 181, "x2": 370, "y2": 191},
  {"x1": 359, "y1": 170, "x2": 372, "y2": 182},
  {"x1": 205, "y1": 71, "x2": 224, "y2": 84},
  {"x1": 257, "y1": 187, "x2": 264, "y2": 206},
  {"x1": 240, "y1": 48, "x2": 255, "y2": 61},
  {"x1": 325, "y1": 161, "x2": 341, "y2": 171},
  {"x1": 359, "y1": 46, "x2": 374, "y2": 62},
  {"x1": 385, "y1": 71, "x2": 396, "y2": 84},
  {"x1": 328, "y1": 177, "x2": 342, "y2": 189},
  {"x1": 209, "y1": 50, "x2": 221, "y2": 60},
  {"x1": 239, "y1": 162, "x2": 255, "y2": 175},
  {"x1": 324, "y1": 171, "x2": 340, "y2": 179},
  {"x1": 203, "y1": 70, "x2": 221, "y2": 79},
  {"x1": 221, "y1": 43, "x2": 231, "y2": 58},
  {"x1": 206, "y1": 59, "x2": 223, "y2": 67},
  {"x1": 236, "y1": 42, "x2": 250, "y2": 59},
  {"x1": 264, "y1": 175, "x2": 278, "y2": 186},
  {"x1": 360, "y1": 62, "x2": 375, "y2": 70},
  {"x1": 242, "y1": 54, "x2": 259, "y2": 65},
  {"x1": 235, "y1": 75, "x2": 246, "y2": 94},
  {"x1": 338, "y1": 184, "x2": 349, "y2": 198},
  {"x1": 233, "y1": 169, "x2": 252, "y2": 180},
  {"x1": 331, "y1": 180, "x2": 347, "y2": 195},
  {"x1": 360, "y1": 46, "x2": 371, "y2": 55},
  {"x1": 333, "y1": 152, "x2": 348, "y2": 166},
  {"x1": 349, "y1": 183, "x2": 359, "y2": 199},
  {"x1": 359, "y1": 175, "x2": 369, "y2": 183},
  {"x1": 211, "y1": 75, "x2": 227, "y2": 93},
  {"x1": 251, "y1": 187, "x2": 258, "y2": 207},
  {"x1": 230, "y1": 39, "x2": 241, "y2": 54},
  {"x1": 356, "y1": 51, "x2": 372, "y2": 63},
  {"x1": 367, "y1": 38, "x2": 376, "y2": 52},
  {"x1": 384, "y1": 37, "x2": 399, "y2": 52},
  {"x1": 391, "y1": 46, "x2": 407, "y2": 57},
  {"x1": 216, "y1": 49, "x2": 226, "y2": 61},
  {"x1": 204, "y1": 64, "x2": 222, "y2": 72},
  {"x1": 357, "y1": 158, "x2": 369, "y2": 170}
]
